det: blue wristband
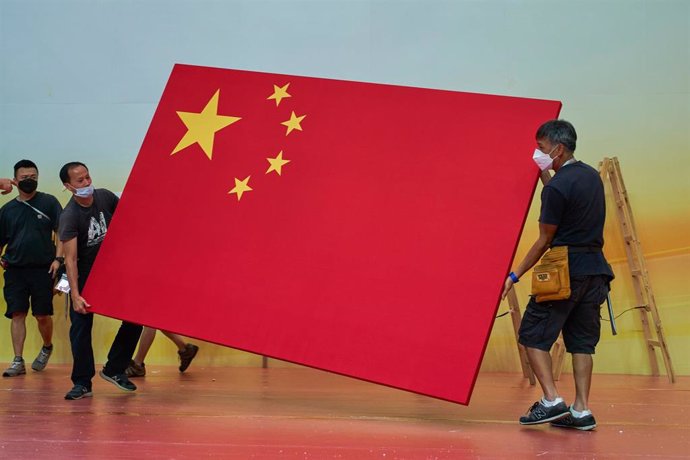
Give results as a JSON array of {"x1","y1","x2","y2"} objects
[{"x1": 509, "y1": 272, "x2": 519, "y2": 283}]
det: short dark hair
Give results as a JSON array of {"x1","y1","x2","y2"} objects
[
  {"x1": 14, "y1": 159, "x2": 38, "y2": 177},
  {"x1": 536, "y1": 119, "x2": 577, "y2": 152},
  {"x1": 59, "y1": 162, "x2": 88, "y2": 184}
]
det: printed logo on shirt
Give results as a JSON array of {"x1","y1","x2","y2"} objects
[{"x1": 87, "y1": 212, "x2": 108, "y2": 247}]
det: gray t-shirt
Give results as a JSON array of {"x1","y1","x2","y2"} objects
[{"x1": 59, "y1": 188, "x2": 118, "y2": 287}]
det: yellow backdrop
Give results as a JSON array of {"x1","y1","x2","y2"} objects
[{"x1": 1, "y1": 155, "x2": 687, "y2": 377}]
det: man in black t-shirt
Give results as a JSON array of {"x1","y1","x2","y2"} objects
[
  {"x1": 501, "y1": 120, "x2": 614, "y2": 431},
  {"x1": 58, "y1": 162, "x2": 142, "y2": 400},
  {"x1": 0, "y1": 160, "x2": 63, "y2": 377}
]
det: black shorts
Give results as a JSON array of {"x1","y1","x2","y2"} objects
[
  {"x1": 518, "y1": 275, "x2": 609, "y2": 354},
  {"x1": 3, "y1": 267, "x2": 55, "y2": 319}
]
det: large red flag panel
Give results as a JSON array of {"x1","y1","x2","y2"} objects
[{"x1": 85, "y1": 64, "x2": 561, "y2": 404}]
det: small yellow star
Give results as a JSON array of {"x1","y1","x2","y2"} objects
[
  {"x1": 281, "y1": 111, "x2": 306, "y2": 136},
  {"x1": 228, "y1": 176, "x2": 252, "y2": 201},
  {"x1": 172, "y1": 89, "x2": 241, "y2": 160},
  {"x1": 266, "y1": 151, "x2": 291, "y2": 176},
  {"x1": 267, "y1": 83, "x2": 291, "y2": 106}
]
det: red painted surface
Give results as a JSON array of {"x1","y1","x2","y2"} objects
[
  {"x1": 84, "y1": 65, "x2": 561, "y2": 404},
  {"x1": 0, "y1": 366, "x2": 687, "y2": 459}
]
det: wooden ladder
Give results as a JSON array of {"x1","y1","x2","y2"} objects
[
  {"x1": 599, "y1": 157, "x2": 675, "y2": 383},
  {"x1": 506, "y1": 287, "x2": 535, "y2": 385}
]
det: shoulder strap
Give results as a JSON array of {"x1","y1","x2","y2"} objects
[{"x1": 17, "y1": 198, "x2": 51, "y2": 222}]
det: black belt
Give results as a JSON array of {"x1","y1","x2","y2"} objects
[{"x1": 566, "y1": 246, "x2": 602, "y2": 254}]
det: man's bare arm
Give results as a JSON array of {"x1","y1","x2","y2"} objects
[
  {"x1": 501, "y1": 222, "x2": 558, "y2": 299},
  {"x1": 63, "y1": 237, "x2": 90, "y2": 313}
]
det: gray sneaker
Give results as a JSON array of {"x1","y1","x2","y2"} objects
[
  {"x1": 32, "y1": 345, "x2": 53, "y2": 371},
  {"x1": 3, "y1": 357, "x2": 26, "y2": 377}
]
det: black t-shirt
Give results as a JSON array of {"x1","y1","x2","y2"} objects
[
  {"x1": 0, "y1": 192, "x2": 63, "y2": 267},
  {"x1": 59, "y1": 189, "x2": 118, "y2": 285},
  {"x1": 539, "y1": 161, "x2": 614, "y2": 278}
]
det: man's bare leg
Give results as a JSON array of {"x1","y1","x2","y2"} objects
[
  {"x1": 35, "y1": 315, "x2": 53, "y2": 347},
  {"x1": 133, "y1": 327, "x2": 157, "y2": 365},
  {"x1": 526, "y1": 346, "x2": 560, "y2": 401},
  {"x1": 572, "y1": 353, "x2": 593, "y2": 412},
  {"x1": 10, "y1": 313, "x2": 27, "y2": 358},
  {"x1": 162, "y1": 331, "x2": 187, "y2": 352}
]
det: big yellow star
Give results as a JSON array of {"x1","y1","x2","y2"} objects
[
  {"x1": 267, "y1": 83, "x2": 291, "y2": 106},
  {"x1": 172, "y1": 89, "x2": 241, "y2": 160},
  {"x1": 281, "y1": 111, "x2": 306, "y2": 136},
  {"x1": 228, "y1": 176, "x2": 252, "y2": 201},
  {"x1": 266, "y1": 151, "x2": 291, "y2": 176}
]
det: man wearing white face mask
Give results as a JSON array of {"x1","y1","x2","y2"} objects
[
  {"x1": 501, "y1": 120, "x2": 614, "y2": 431},
  {"x1": 58, "y1": 162, "x2": 143, "y2": 400}
]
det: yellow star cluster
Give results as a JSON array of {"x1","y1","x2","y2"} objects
[{"x1": 171, "y1": 83, "x2": 306, "y2": 202}]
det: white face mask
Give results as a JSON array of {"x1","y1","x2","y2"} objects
[
  {"x1": 74, "y1": 184, "x2": 94, "y2": 198},
  {"x1": 532, "y1": 145, "x2": 559, "y2": 171}
]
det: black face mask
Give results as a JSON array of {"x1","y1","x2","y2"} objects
[{"x1": 17, "y1": 179, "x2": 38, "y2": 194}]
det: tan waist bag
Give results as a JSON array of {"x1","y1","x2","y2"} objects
[{"x1": 531, "y1": 246, "x2": 571, "y2": 302}]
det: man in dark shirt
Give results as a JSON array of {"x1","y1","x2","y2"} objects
[
  {"x1": 0, "y1": 160, "x2": 63, "y2": 377},
  {"x1": 58, "y1": 161, "x2": 142, "y2": 400},
  {"x1": 501, "y1": 120, "x2": 614, "y2": 431}
]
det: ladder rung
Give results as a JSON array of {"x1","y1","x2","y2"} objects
[{"x1": 648, "y1": 340, "x2": 661, "y2": 347}]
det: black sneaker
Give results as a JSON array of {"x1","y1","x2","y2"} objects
[
  {"x1": 98, "y1": 370, "x2": 137, "y2": 392},
  {"x1": 178, "y1": 343, "x2": 199, "y2": 372},
  {"x1": 65, "y1": 384, "x2": 93, "y2": 400},
  {"x1": 551, "y1": 412, "x2": 597, "y2": 431},
  {"x1": 519, "y1": 399, "x2": 570, "y2": 425}
]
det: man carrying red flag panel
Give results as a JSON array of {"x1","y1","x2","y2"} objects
[
  {"x1": 502, "y1": 120, "x2": 614, "y2": 430},
  {"x1": 59, "y1": 162, "x2": 143, "y2": 400}
]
